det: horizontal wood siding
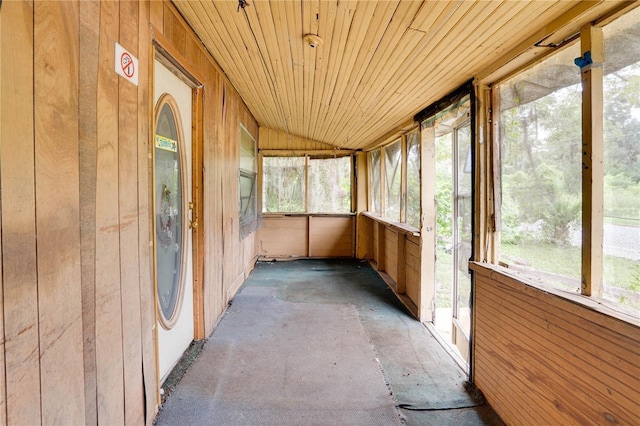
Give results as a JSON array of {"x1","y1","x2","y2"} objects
[{"x1": 473, "y1": 264, "x2": 640, "y2": 425}]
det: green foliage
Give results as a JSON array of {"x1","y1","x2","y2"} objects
[
  {"x1": 539, "y1": 196, "x2": 581, "y2": 245},
  {"x1": 435, "y1": 174, "x2": 453, "y2": 239},
  {"x1": 629, "y1": 263, "x2": 640, "y2": 293}
]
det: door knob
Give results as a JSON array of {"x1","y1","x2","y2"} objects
[{"x1": 190, "y1": 220, "x2": 198, "y2": 229}]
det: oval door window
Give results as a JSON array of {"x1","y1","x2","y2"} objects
[{"x1": 154, "y1": 95, "x2": 187, "y2": 329}]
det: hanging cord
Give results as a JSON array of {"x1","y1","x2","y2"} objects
[
  {"x1": 237, "y1": 0, "x2": 249, "y2": 12},
  {"x1": 238, "y1": 1, "x2": 292, "y2": 141}
]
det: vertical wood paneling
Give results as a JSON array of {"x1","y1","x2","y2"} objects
[
  {"x1": 309, "y1": 217, "x2": 355, "y2": 257},
  {"x1": 404, "y1": 238, "x2": 420, "y2": 304},
  {"x1": 34, "y1": 1, "x2": 85, "y2": 423},
  {"x1": 202, "y1": 70, "x2": 222, "y2": 337},
  {"x1": 258, "y1": 128, "x2": 336, "y2": 151},
  {"x1": 384, "y1": 228, "x2": 398, "y2": 282},
  {"x1": 94, "y1": 1, "x2": 125, "y2": 423},
  {"x1": 0, "y1": 209, "x2": 4, "y2": 426},
  {"x1": 258, "y1": 217, "x2": 309, "y2": 259},
  {"x1": 119, "y1": 2, "x2": 144, "y2": 424},
  {"x1": 0, "y1": 1, "x2": 40, "y2": 424},
  {"x1": 137, "y1": 2, "x2": 159, "y2": 421},
  {"x1": 150, "y1": 0, "x2": 163, "y2": 33},
  {"x1": 0, "y1": 1, "x2": 261, "y2": 423},
  {"x1": 78, "y1": 1, "x2": 99, "y2": 423}
]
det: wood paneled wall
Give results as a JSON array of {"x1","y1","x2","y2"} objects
[
  {"x1": 472, "y1": 263, "x2": 640, "y2": 425},
  {"x1": 259, "y1": 127, "x2": 338, "y2": 151},
  {"x1": 0, "y1": 1, "x2": 259, "y2": 424},
  {"x1": 259, "y1": 215, "x2": 355, "y2": 260},
  {"x1": 359, "y1": 214, "x2": 420, "y2": 319}
]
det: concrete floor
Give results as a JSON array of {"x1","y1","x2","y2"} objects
[{"x1": 155, "y1": 259, "x2": 504, "y2": 425}]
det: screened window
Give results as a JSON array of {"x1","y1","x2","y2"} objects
[
  {"x1": 262, "y1": 155, "x2": 352, "y2": 214},
  {"x1": 239, "y1": 125, "x2": 257, "y2": 230},
  {"x1": 368, "y1": 133, "x2": 421, "y2": 230},
  {"x1": 602, "y1": 8, "x2": 640, "y2": 310},
  {"x1": 262, "y1": 156, "x2": 305, "y2": 213},
  {"x1": 406, "y1": 130, "x2": 421, "y2": 229},
  {"x1": 369, "y1": 150, "x2": 381, "y2": 214},
  {"x1": 308, "y1": 156, "x2": 351, "y2": 213},
  {"x1": 384, "y1": 140, "x2": 402, "y2": 222},
  {"x1": 498, "y1": 42, "x2": 583, "y2": 292}
]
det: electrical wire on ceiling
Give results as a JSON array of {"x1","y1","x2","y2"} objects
[
  {"x1": 237, "y1": 0, "x2": 292, "y2": 147},
  {"x1": 237, "y1": 0, "x2": 249, "y2": 12}
]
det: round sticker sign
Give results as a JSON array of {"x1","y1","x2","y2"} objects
[{"x1": 121, "y1": 52, "x2": 135, "y2": 78}]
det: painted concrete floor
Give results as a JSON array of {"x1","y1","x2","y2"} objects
[{"x1": 156, "y1": 259, "x2": 504, "y2": 425}]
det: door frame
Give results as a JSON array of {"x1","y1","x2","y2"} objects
[
  {"x1": 150, "y1": 37, "x2": 205, "y2": 390},
  {"x1": 451, "y1": 117, "x2": 472, "y2": 363}
]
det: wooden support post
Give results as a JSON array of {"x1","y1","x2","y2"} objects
[
  {"x1": 377, "y1": 222, "x2": 386, "y2": 272},
  {"x1": 491, "y1": 85, "x2": 502, "y2": 264},
  {"x1": 580, "y1": 24, "x2": 604, "y2": 297},
  {"x1": 355, "y1": 152, "x2": 370, "y2": 259},
  {"x1": 419, "y1": 124, "x2": 436, "y2": 323},
  {"x1": 473, "y1": 83, "x2": 496, "y2": 264}
]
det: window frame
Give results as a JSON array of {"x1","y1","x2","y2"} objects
[
  {"x1": 491, "y1": 15, "x2": 639, "y2": 315},
  {"x1": 261, "y1": 153, "x2": 354, "y2": 215},
  {"x1": 367, "y1": 130, "x2": 422, "y2": 232},
  {"x1": 239, "y1": 124, "x2": 257, "y2": 237}
]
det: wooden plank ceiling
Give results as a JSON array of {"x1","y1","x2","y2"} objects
[{"x1": 173, "y1": 1, "x2": 599, "y2": 150}]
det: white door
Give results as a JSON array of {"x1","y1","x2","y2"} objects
[{"x1": 153, "y1": 58, "x2": 194, "y2": 382}]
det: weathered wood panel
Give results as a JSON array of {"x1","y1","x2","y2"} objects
[
  {"x1": 138, "y1": 2, "x2": 158, "y2": 421},
  {"x1": 259, "y1": 216, "x2": 309, "y2": 259},
  {"x1": 259, "y1": 127, "x2": 336, "y2": 151},
  {"x1": 473, "y1": 263, "x2": 640, "y2": 425},
  {"x1": 93, "y1": 1, "x2": 126, "y2": 422},
  {"x1": 119, "y1": 2, "x2": 145, "y2": 423},
  {"x1": 309, "y1": 216, "x2": 354, "y2": 257},
  {"x1": 78, "y1": 1, "x2": 100, "y2": 423},
  {"x1": 383, "y1": 228, "x2": 398, "y2": 283},
  {"x1": 34, "y1": 1, "x2": 86, "y2": 423},
  {"x1": 0, "y1": 1, "x2": 261, "y2": 424},
  {"x1": 405, "y1": 238, "x2": 420, "y2": 306},
  {"x1": 0, "y1": 1, "x2": 40, "y2": 424}
]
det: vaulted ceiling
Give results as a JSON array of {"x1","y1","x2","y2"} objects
[{"x1": 174, "y1": 1, "x2": 627, "y2": 150}]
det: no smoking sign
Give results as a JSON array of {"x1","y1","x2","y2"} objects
[{"x1": 115, "y1": 43, "x2": 138, "y2": 86}]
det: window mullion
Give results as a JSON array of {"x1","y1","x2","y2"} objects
[
  {"x1": 400, "y1": 134, "x2": 408, "y2": 223},
  {"x1": 380, "y1": 149, "x2": 386, "y2": 217},
  {"x1": 304, "y1": 155, "x2": 309, "y2": 213}
]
